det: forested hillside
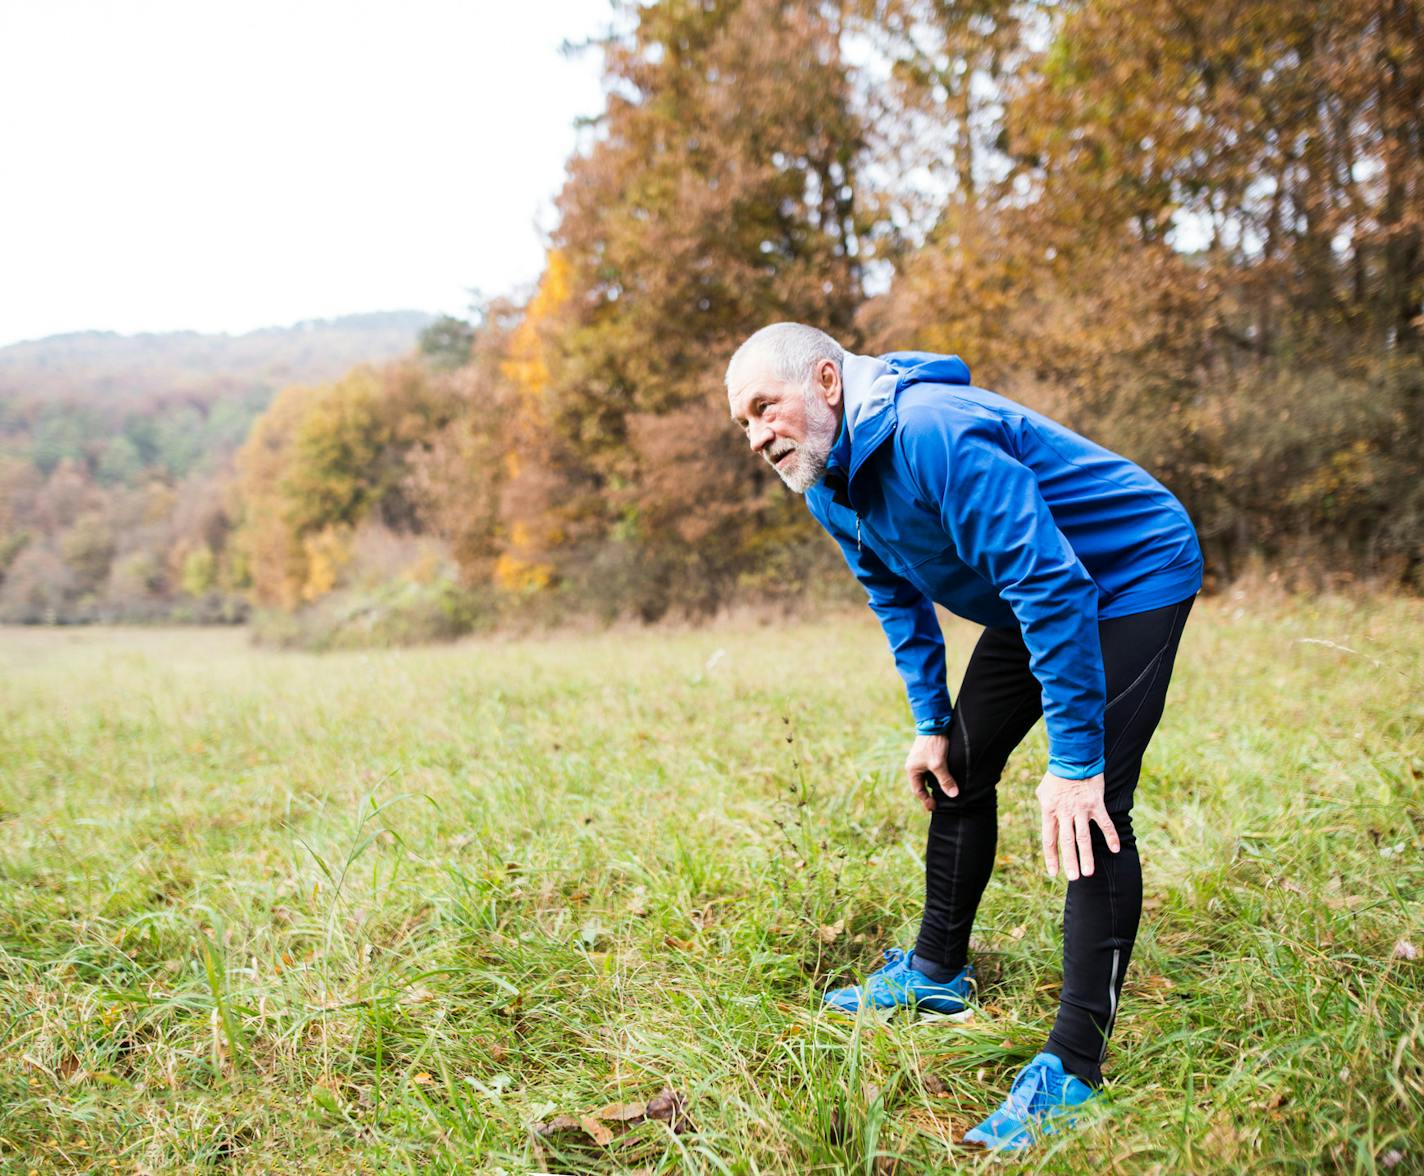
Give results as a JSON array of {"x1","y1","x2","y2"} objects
[
  {"x1": 0, "y1": 312, "x2": 432, "y2": 622},
  {"x1": 5, "y1": 0, "x2": 1421, "y2": 638}
]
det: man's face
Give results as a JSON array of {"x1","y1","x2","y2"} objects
[{"x1": 728, "y1": 361, "x2": 842, "y2": 494}]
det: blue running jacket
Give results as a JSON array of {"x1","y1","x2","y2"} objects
[{"x1": 805, "y1": 351, "x2": 1203, "y2": 779}]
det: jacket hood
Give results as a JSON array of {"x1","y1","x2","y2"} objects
[
  {"x1": 830, "y1": 350, "x2": 972, "y2": 493},
  {"x1": 878, "y1": 350, "x2": 972, "y2": 390}
]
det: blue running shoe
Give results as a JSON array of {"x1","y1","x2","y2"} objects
[
  {"x1": 963, "y1": 1051, "x2": 1100, "y2": 1152},
  {"x1": 822, "y1": 949, "x2": 974, "y2": 1017}
]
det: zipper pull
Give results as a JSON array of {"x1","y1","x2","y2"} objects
[{"x1": 856, "y1": 514, "x2": 862, "y2": 553}]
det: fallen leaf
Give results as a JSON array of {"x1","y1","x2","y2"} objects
[
  {"x1": 1393, "y1": 939, "x2": 1418, "y2": 960},
  {"x1": 920, "y1": 1067, "x2": 949, "y2": 1097},
  {"x1": 1252, "y1": 1090, "x2": 1287, "y2": 1112},
  {"x1": 817, "y1": 919, "x2": 845, "y2": 944},
  {"x1": 532, "y1": 1088, "x2": 695, "y2": 1145},
  {"x1": 1204, "y1": 1116, "x2": 1241, "y2": 1153},
  {"x1": 593, "y1": 1100, "x2": 648, "y2": 1122},
  {"x1": 645, "y1": 1086, "x2": 694, "y2": 1133},
  {"x1": 533, "y1": 1114, "x2": 582, "y2": 1137},
  {"x1": 899, "y1": 1106, "x2": 971, "y2": 1145}
]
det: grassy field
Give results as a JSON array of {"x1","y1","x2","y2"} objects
[{"x1": 1, "y1": 595, "x2": 1421, "y2": 1173}]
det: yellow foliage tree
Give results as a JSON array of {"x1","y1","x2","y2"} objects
[
  {"x1": 491, "y1": 251, "x2": 573, "y2": 592},
  {"x1": 233, "y1": 361, "x2": 458, "y2": 609},
  {"x1": 233, "y1": 382, "x2": 314, "y2": 608},
  {"x1": 300, "y1": 526, "x2": 353, "y2": 601}
]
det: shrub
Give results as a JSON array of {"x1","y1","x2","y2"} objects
[{"x1": 248, "y1": 575, "x2": 496, "y2": 651}]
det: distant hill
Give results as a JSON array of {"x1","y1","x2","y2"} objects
[
  {"x1": 0, "y1": 309, "x2": 443, "y2": 491},
  {"x1": 0, "y1": 310, "x2": 437, "y2": 406},
  {"x1": 0, "y1": 309, "x2": 446, "y2": 623}
]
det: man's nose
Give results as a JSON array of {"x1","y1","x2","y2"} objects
[{"x1": 748, "y1": 421, "x2": 773, "y2": 452}]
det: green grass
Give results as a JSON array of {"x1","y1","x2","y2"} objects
[{"x1": 1, "y1": 595, "x2": 1421, "y2": 1173}]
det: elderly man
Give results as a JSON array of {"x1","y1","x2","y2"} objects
[{"x1": 725, "y1": 322, "x2": 1202, "y2": 1151}]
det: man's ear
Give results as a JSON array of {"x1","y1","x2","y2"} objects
[{"x1": 817, "y1": 359, "x2": 842, "y2": 408}]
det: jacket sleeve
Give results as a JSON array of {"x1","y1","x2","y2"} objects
[
  {"x1": 811, "y1": 497, "x2": 953, "y2": 728},
  {"x1": 897, "y1": 406, "x2": 1106, "y2": 778}
]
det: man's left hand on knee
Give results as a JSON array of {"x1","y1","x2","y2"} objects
[{"x1": 1036, "y1": 771, "x2": 1120, "y2": 881}]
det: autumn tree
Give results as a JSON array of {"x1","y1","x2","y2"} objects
[
  {"x1": 519, "y1": 0, "x2": 871, "y2": 616},
  {"x1": 233, "y1": 361, "x2": 462, "y2": 607},
  {"x1": 863, "y1": 0, "x2": 1423, "y2": 584},
  {"x1": 1011, "y1": 0, "x2": 1424, "y2": 579},
  {"x1": 405, "y1": 298, "x2": 524, "y2": 587}
]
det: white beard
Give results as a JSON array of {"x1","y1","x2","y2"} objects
[{"x1": 766, "y1": 386, "x2": 839, "y2": 494}]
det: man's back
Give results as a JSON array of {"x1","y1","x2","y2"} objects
[{"x1": 809, "y1": 351, "x2": 1203, "y2": 629}]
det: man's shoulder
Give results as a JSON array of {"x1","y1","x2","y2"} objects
[
  {"x1": 898, "y1": 379, "x2": 1023, "y2": 417},
  {"x1": 893, "y1": 384, "x2": 1012, "y2": 449}
]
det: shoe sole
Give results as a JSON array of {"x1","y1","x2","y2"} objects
[
  {"x1": 917, "y1": 1006, "x2": 974, "y2": 1023},
  {"x1": 823, "y1": 1003, "x2": 974, "y2": 1023}
]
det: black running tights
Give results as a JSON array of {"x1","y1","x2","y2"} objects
[{"x1": 914, "y1": 596, "x2": 1195, "y2": 1086}]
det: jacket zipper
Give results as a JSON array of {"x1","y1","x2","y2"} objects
[{"x1": 854, "y1": 510, "x2": 912, "y2": 582}]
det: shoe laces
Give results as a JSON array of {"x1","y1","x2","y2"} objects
[
  {"x1": 878, "y1": 948, "x2": 908, "y2": 970},
  {"x1": 861, "y1": 948, "x2": 912, "y2": 996},
  {"x1": 1004, "y1": 1059, "x2": 1058, "y2": 1118}
]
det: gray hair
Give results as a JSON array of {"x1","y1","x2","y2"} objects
[{"x1": 725, "y1": 322, "x2": 845, "y2": 396}]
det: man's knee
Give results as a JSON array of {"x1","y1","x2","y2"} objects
[{"x1": 935, "y1": 739, "x2": 998, "y2": 811}]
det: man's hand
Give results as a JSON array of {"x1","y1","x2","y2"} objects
[
  {"x1": 1036, "y1": 771, "x2": 1119, "y2": 880},
  {"x1": 905, "y1": 733, "x2": 956, "y2": 812}
]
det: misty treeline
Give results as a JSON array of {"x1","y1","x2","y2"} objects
[
  {"x1": 0, "y1": 314, "x2": 430, "y2": 624},
  {"x1": 3, "y1": 0, "x2": 1421, "y2": 636}
]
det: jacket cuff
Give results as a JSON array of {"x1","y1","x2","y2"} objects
[
  {"x1": 1047, "y1": 754, "x2": 1106, "y2": 780},
  {"x1": 914, "y1": 713, "x2": 954, "y2": 736}
]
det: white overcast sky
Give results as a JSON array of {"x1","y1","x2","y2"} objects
[{"x1": 0, "y1": 1, "x2": 609, "y2": 346}]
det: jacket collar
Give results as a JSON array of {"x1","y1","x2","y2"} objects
[
  {"x1": 820, "y1": 350, "x2": 974, "y2": 507},
  {"x1": 822, "y1": 352, "x2": 901, "y2": 506}
]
